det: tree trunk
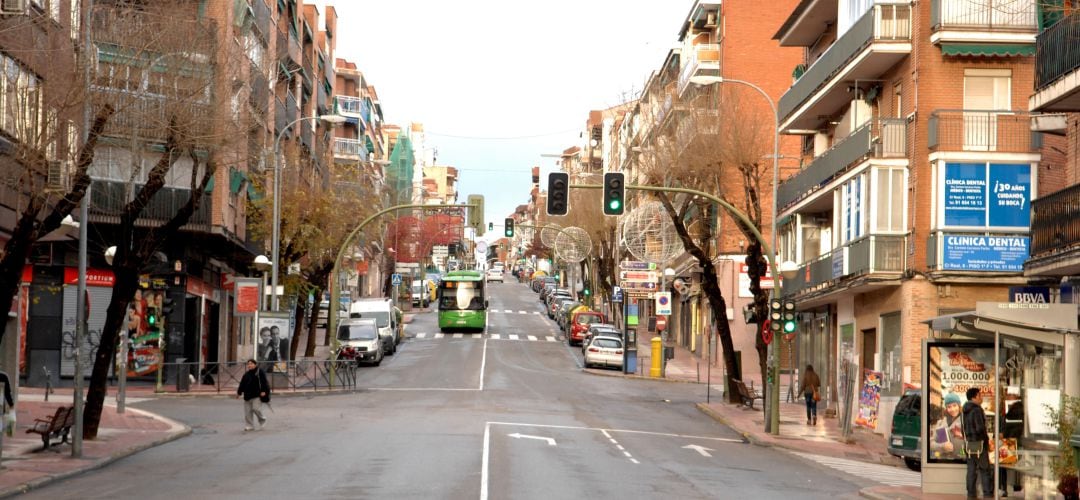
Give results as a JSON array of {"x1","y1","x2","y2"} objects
[
  {"x1": 83, "y1": 264, "x2": 139, "y2": 439},
  {"x1": 289, "y1": 299, "x2": 303, "y2": 359},
  {"x1": 306, "y1": 288, "x2": 324, "y2": 357}
]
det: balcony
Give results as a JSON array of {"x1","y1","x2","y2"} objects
[
  {"x1": 779, "y1": 3, "x2": 912, "y2": 131},
  {"x1": 1026, "y1": 183, "x2": 1080, "y2": 276},
  {"x1": 88, "y1": 179, "x2": 211, "y2": 228},
  {"x1": 785, "y1": 235, "x2": 906, "y2": 297},
  {"x1": 927, "y1": 110, "x2": 1040, "y2": 153},
  {"x1": 930, "y1": 0, "x2": 1037, "y2": 46},
  {"x1": 676, "y1": 44, "x2": 720, "y2": 97},
  {"x1": 299, "y1": 119, "x2": 312, "y2": 150},
  {"x1": 333, "y1": 138, "x2": 367, "y2": 161},
  {"x1": 274, "y1": 97, "x2": 288, "y2": 137},
  {"x1": 1031, "y1": 11, "x2": 1080, "y2": 113},
  {"x1": 249, "y1": 65, "x2": 269, "y2": 117},
  {"x1": 316, "y1": 82, "x2": 328, "y2": 115},
  {"x1": 251, "y1": 0, "x2": 272, "y2": 41},
  {"x1": 93, "y1": 88, "x2": 213, "y2": 143},
  {"x1": 777, "y1": 118, "x2": 907, "y2": 210}
]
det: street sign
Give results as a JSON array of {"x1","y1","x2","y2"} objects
[
  {"x1": 621, "y1": 281, "x2": 657, "y2": 290},
  {"x1": 620, "y1": 261, "x2": 657, "y2": 271},
  {"x1": 620, "y1": 271, "x2": 658, "y2": 282},
  {"x1": 612, "y1": 286, "x2": 623, "y2": 303},
  {"x1": 657, "y1": 316, "x2": 667, "y2": 331},
  {"x1": 655, "y1": 292, "x2": 672, "y2": 315},
  {"x1": 391, "y1": 273, "x2": 402, "y2": 286}
]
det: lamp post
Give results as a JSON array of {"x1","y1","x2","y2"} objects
[
  {"x1": 691, "y1": 74, "x2": 786, "y2": 435},
  {"x1": 661, "y1": 267, "x2": 675, "y2": 378},
  {"x1": 270, "y1": 114, "x2": 346, "y2": 313},
  {"x1": 252, "y1": 255, "x2": 271, "y2": 361}
]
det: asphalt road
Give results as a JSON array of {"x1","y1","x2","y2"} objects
[{"x1": 24, "y1": 278, "x2": 869, "y2": 499}]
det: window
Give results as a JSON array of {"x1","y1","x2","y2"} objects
[
  {"x1": 893, "y1": 83, "x2": 902, "y2": 118},
  {"x1": 963, "y1": 69, "x2": 1010, "y2": 151},
  {"x1": 0, "y1": 54, "x2": 43, "y2": 145},
  {"x1": 839, "y1": 0, "x2": 874, "y2": 35},
  {"x1": 838, "y1": 174, "x2": 865, "y2": 244},
  {"x1": 879, "y1": 312, "x2": 902, "y2": 398},
  {"x1": 70, "y1": 0, "x2": 80, "y2": 40},
  {"x1": 873, "y1": 167, "x2": 906, "y2": 233}
]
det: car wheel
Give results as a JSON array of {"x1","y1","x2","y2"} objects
[{"x1": 903, "y1": 458, "x2": 921, "y2": 471}]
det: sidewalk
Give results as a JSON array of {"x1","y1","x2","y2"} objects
[
  {"x1": 0, "y1": 387, "x2": 189, "y2": 498},
  {"x1": 616, "y1": 335, "x2": 952, "y2": 500}
]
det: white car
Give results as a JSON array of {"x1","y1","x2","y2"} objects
[
  {"x1": 583, "y1": 336, "x2": 624, "y2": 370},
  {"x1": 486, "y1": 268, "x2": 503, "y2": 282}
]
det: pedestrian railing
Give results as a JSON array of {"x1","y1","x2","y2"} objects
[{"x1": 155, "y1": 360, "x2": 358, "y2": 394}]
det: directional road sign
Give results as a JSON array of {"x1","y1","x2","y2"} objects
[
  {"x1": 619, "y1": 261, "x2": 657, "y2": 271},
  {"x1": 620, "y1": 271, "x2": 658, "y2": 282}
]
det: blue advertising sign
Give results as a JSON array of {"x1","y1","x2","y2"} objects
[
  {"x1": 941, "y1": 235, "x2": 1029, "y2": 272},
  {"x1": 988, "y1": 163, "x2": 1031, "y2": 227},
  {"x1": 943, "y1": 162, "x2": 1031, "y2": 228},
  {"x1": 943, "y1": 163, "x2": 986, "y2": 227},
  {"x1": 1008, "y1": 286, "x2": 1050, "y2": 303}
]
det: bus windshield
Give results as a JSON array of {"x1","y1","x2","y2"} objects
[{"x1": 438, "y1": 281, "x2": 485, "y2": 311}]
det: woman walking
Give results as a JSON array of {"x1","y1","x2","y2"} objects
[{"x1": 799, "y1": 364, "x2": 821, "y2": 425}]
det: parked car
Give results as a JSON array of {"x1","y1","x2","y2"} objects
[
  {"x1": 557, "y1": 303, "x2": 586, "y2": 332},
  {"x1": 486, "y1": 268, "x2": 503, "y2": 283},
  {"x1": 349, "y1": 298, "x2": 398, "y2": 355},
  {"x1": 411, "y1": 280, "x2": 431, "y2": 307},
  {"x1": 887, "y1": 388, "x2": 936, "y2": 471},
  {"x1": 568, "y1": 311, "x2": 606, "y2": 346},
  {"x1": 583, "y1": 335, "x2": 624, "y2": 370},
  {"x1": 581, "y1": 324, "x2": 621, "y2": 354},
  {"x1": 317, "y1": 300, "x2": 348, "y2": 328},
  {"x1": 336, "y1": 318, "x2": 383, "y2": 366},
  {"x1": 549, "y1": 297, "x2": 572, "y2": 319}
]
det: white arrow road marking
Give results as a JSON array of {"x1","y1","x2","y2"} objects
[
  {"x1": 683, "y1": 444, "x2": 714, "y2": 457},
  {"x1": 507, "y1": 433, "x2": 556, "y2": 446}
]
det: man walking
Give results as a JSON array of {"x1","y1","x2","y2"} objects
[
  {"x1": 963, "y1": 387, "x2": 992, "y2": 498},
  {"x1": 236, "y1": 359, "x2": 269, "y2": 431}
]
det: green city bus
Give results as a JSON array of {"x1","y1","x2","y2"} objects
[{"x1": 437, "y1": 270, "x2": 487, "y2": 332}]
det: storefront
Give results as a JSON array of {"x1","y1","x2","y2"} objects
[{"x1": 922, "y1": 302, "x2": 1080, "y2": 497}]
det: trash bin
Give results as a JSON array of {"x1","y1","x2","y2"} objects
[{"x1": 176, "y1": 358, "x2": 190, "y2": 392}]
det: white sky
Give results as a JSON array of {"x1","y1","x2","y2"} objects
[{"x1": 308, "y1": 0, "x2": 692, "y2": 231}]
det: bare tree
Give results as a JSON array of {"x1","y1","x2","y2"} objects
[
  {"x1": 83, "y1": 1, "x2": 251, "y2": 438},
  {"x1": 636, "y1": 84, "x2": 773, "y2": 400}
]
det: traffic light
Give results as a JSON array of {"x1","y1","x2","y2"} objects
[
  {"x1": 146, "y1": 306, "x2": 159, "y2": 330},
  {"x1": 504, "y1": 218, "x2": 514, "y2": 237},
  {"x1": 602, "y1": 172, "x2": 625, "y2": 216},
  {"x1": 547, "y1": 172, "x2": 569, "y2": 216},
  {"x1": 782, "y1": 299, "x2": 797, "y2": 334},
  {"x1": 769, "y1": 297, "x2": 782, "y2": 333},
  {"x1": 488, "y1": 222, "x2": 493, "y2": 231},
  {"x1": 468, "y1": 194, "x2": 484, "y2": 235}
]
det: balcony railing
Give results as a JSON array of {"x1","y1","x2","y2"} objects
[
  {"x1": 274, "y1": 97, "x2": 288, "y2": 137},
  {"x1": 93, "y1": 88, "x2": 213, "y2": 143},
  {"x1": 252, "y1": 0, "x2": 272, "y2": 41},
  {"x1": 336, "y1": 95, "x2": 362, "y2": 115},
  {"x1": 785, "y1": 235, "x2": 906, "y2": 295},
  {"x1": 333, "y1": 138, "x2": 366, "y2": 160},
  {"x1": 927, "y1": 110, "x2": 1040, "y2": 153},
  {"x1": 777, "y1": 118, "x2": 907, "y2": 210},
  {"x1": 285, "y1": 92, "x2": 298, "y2": 122},
  {"x1": 89, "y1": 179, "x2": 210, "y2": 227},
  {"x1": 300, "y1": 119, "x2": 312, "y2": 150},
  {"x1": 930, "y1": 0, "x2": 1037, "y2": 31},
  {"x1": 779, "y1": 4, "x2": 912, "y2": 123},
  {"x1": 676, "y1": 43, "x2": 720, "y2": 96},
  {"x1": 1035, "y1": 11, "x2": 1080, "y2": 90},
  {"x1": 1030, "y1": 182, "x2": 1080, "y2": 257},
  {"x1": 276, "y1": 26, "x2": 288, "y2": 62}
]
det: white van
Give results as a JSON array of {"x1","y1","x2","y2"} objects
[{"x1": 349, "y1": 298, "x2": 398, "y2": 355}]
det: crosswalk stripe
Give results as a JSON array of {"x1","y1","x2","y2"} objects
[
  {"x1": 509, "y1": 334, "x2": 519, "y2": 340},
  {"x1": 490, "y1": 334, "x2": 501, "y2": 340},
  {"x1": 788, "y1": 451, "x2": 920, "y2": 487},
  {"x1": 434, "y1": 333, "x2": 444, "y2": 339},
  {"x1": 415, "y1": 333, "x2": 427, "y2": 339},
  {"x1": 545, "y1": 336, "x2": 555, "y2": 342},
  {"x1": 452, "y1": 333, "x2": 463, "y2": 339},
  {"x1": 527, "y1": 335, "x2": 537, "y2": 341},
  {"x1": 519, "y1": 310, "x2": 527, "y2": 314}
]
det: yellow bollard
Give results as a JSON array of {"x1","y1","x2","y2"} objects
[{"x1": 650, "y1": 336, "x2": 662, "y2": 378}]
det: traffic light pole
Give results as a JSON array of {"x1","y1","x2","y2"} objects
[
  {"x1": 570, "y1": 182, "x2": 782, "y2": 435},
  {"x1": 328, "y1": 202, "x2": 476, "y2": 386}
]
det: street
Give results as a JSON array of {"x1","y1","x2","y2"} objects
[{"x1": 23, "y1": 281, "x2": 872, "y2": 499}]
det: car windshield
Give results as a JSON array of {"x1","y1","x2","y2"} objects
[
  {"x1": 593, "y1": 338, "x2": 622, "y2": 349},
  {"x1": 351, "y1": 311, "x2": 390, "y2": 328},
  {"x1": 338, "y1": 324, "x2": 377, "y2": 341},
  {"x1": 577, "y1": 314, "x2": 600, "y2": 324}
]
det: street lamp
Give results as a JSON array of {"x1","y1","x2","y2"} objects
[
  {"x1": 270, "y1": 114, "x2": 346, "y2": 313},
  {"x1": 692, "y1": 74, "x2": 784, "y2": 435}
]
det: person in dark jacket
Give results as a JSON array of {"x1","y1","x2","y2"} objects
[
  {"x1": 236, "y1": 359, "x2": 269, "y2": 431},
  {"x1": 962, "y1": 387, "x2": 992, "y2": 498},
  {"x1": 799, "y1": 364, "x2": 822, "y2": 425}
]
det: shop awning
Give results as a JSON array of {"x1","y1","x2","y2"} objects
[
  {"x1": 923, "y1": 302, "x2": 1079, "y2": 348},
  {"x1": 940, "y1": 43, "x2": 1036, "y2": 57}
]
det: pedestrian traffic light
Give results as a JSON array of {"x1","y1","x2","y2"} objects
[
  {"x1": 504, "y1": 218, "x2": 514, "y2": 237},
  {"x1": 146, "y1": 306, "x2": 159, "y2": 330},
  {"x1": 547, "y1": 172, "x2": 569, "y2": 216},
  {"x1": 602, "y1": 172, "x2": 625, "y2": 216},
  {"x1": 769, "y1": 298, "x2": 782, "y2": 333},
  {"x1": 742, "y1": 303, "x2": 759, "y2": 324},
  {"x1": 161, "y1": 296, "x2": 174, "y2": 317},
  {"x1": 782, "y1": 299, "x2": 798, "y2": 334}
]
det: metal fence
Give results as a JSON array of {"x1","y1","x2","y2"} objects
[
  {"x1": 931, "y1": 0, "x2": 1037, "y2": 30},
  {"x1": 155, "y1": 360, "x2": 359, "y2": 394},
  {"x1": 1030, "y1": 182, "x2": 1080, "y2": 257}
]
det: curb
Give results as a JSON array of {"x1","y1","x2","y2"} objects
[
  {"x1": 695, "y1": 402, "x2": 767, "y2": 447},
  {"x1": 0, "y1": 414, "x2": 192, "y2": 499},
  {"x1": 581, "y1": 366, "x2": 719, "y2": 385}
]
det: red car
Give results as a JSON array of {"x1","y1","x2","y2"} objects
[{"x1": 568, "y1": 311, "x2": 605, "y2": 346}]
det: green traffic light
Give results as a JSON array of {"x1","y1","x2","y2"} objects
[
  {"x1": 608, "y1": 200, "x2": 621, "y2": 211},
  {"x1": 783, "y1": 321, "x2": 796, "y2": 333}
]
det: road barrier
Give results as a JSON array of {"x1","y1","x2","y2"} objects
[{"x1": 154, "y1": 360, "x2": 359, "y2": 394}]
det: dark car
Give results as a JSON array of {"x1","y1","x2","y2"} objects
[{"x1": 887, "y1": 389, "x2": 942, "y2": 471}]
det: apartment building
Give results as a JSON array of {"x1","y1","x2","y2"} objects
[
  {"x1": 613, "y1": 0, "x2": 801, "y2": 382},
  {"x1": 771, "y1": 0, "x2": 1066, "y2": 437}
]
